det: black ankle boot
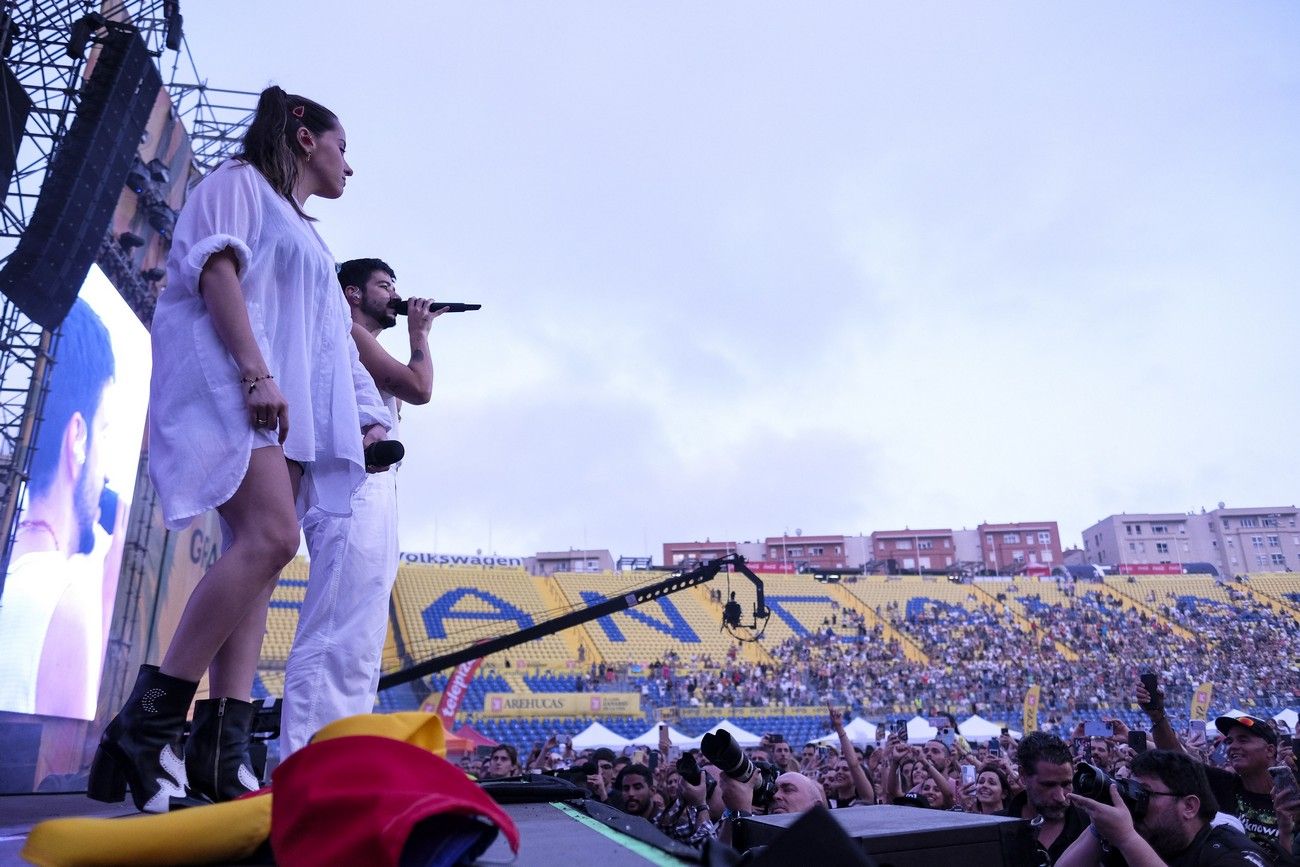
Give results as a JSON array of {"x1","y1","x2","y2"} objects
[
  {"x1": 88, "y1": 665, "x2": 210, "y2": 812},
  {"x1": 185, "y1": 697, "x2": 262, "y2": 802}
]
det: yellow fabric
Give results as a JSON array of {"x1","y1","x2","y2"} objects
[
  {"x1": 21, "y1": 712, "x2": 446, "y2": 866},
  {"x1": 309, "y1": 710, "x2": 446, "y2": 755},
  {"x1": 22, "y1": 795, "x2": 271, "y2": 867}
]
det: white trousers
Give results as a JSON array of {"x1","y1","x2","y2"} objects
[{"x1": 280, "y1": 468, "x2": 398, "y2": 755}]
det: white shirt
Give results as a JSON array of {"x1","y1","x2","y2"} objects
[
  {"x1": 0, "y1": 550, "x2": 98, "y2": 718},
  {"x1": 148, "y1": 160, "x2": 389, "y2": 529}
]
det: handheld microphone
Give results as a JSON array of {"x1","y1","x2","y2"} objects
[
  {"x1": 390, "y1": 299, "x2": 481, "y2": 315},
  {"x1": 364, "y1": 439, "x2": 405, "y2": 468}
]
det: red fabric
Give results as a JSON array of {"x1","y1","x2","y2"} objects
[{"x1": 270, "y1": 735, "x2": 519, "y2": 866}]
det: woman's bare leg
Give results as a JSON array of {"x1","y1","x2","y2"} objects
[
  {"x1": 208, "y1": 459, "x2": 301, "y2": 698},
  {"x1": 160, "y1": 448, "x2": 299, "y2": 684}
]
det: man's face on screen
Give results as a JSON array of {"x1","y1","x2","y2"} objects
[{"x1": 72, "y1": 390, "x2": 110, "y2": 555}]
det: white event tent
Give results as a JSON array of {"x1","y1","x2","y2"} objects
[
  {"x1": 570, "y1": 721, "x2": 633, "y2": 750},
  {"x1": 628, "y1": 723, "x2": 699, "y2": 749},
  {"x1": 697, "y1": 719, "x2": 762, "y2": 748}
]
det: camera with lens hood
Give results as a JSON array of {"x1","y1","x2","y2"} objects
[{"x1": 700, "y1": 730, "x2": 778, "y2": 808}]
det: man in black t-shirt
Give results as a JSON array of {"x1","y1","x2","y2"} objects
[
  {"x1": 1058, "y1": 750, "x2": 1270, "y2": 867},
  {"x1": 999, "y1": 732, "x2": 1091, "y2": 864},
  {"x1": 1138, "y1": 679, "x2": 1284, "y2": 862}
]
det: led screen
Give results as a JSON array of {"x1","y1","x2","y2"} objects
[{"x1": 0, "y1": 265, "x2": 151, "y2": 719}]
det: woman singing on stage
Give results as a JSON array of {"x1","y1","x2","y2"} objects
[{"x1": 89, "y1": 86, "x2": 389, "y2": 812}]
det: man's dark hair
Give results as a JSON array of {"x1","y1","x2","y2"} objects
[
  {"x1": 491, "y1": 743, "x2": 518, "y2": 765},
  {"x1": 616, "y1": 763, "x2": 652, "y2": 790},
  {"x1": 1131, "y1": 750, "x2": 1218, "y2": 821},
  {"x1": 1016, "y1": 732, "x2": 1072, "y2": 777},
  {"x1": 29, "y1": 299, "x2": 114, "y2": 497},
  {"x1": 592, "y1": 747, "x2": 616, "y2": 764},
  {"x1": 336, "y1": 257, "x2": 395, "y2": 292}
]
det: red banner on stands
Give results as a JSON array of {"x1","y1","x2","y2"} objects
[
  {"x1": 745, "y1": 561, "x2": 797, "y2": 573},
  {"x1": 435, "y1": 658, "x2": 483, "y2": 730},
  {"x1": 1117, "y1": 563, "x2": 1183, "y2": 575}
]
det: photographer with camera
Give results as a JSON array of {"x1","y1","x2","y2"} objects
[
  {"x1": 1058, "y1": 750, "x2": 1270, "y2": 867},
  {"x1": 1138, "y1": 677, "x2": 1287, "y2": 861},
  {"x1": 655, "y1": 754, "x2": 719, "y2": 847},
  {"x1": 1000, "y1": 732, "x2": 1092, "y2": 864}
]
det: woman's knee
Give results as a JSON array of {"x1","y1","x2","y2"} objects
[{"x1": 241, "y1": 519, "x2": 299, "y2": 571}]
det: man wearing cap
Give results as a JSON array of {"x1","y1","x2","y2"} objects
[{"x1": 1139, "y1": 680, "x2": 1285, "y2": 861}]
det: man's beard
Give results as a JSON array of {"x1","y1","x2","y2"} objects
[
  {"x1": 362, "y1": 296, "x2": 398, "y2": 330},
  {"x1": 72, "y1": 459, "x2": 100, "y2": 555},
  {"x1": 1139, "y1": 818, "x2": 1188, "y2": 856}
]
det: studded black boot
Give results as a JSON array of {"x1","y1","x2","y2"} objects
[{"x1": 88, "y1": 665, "x2": 209, "y2": 812}]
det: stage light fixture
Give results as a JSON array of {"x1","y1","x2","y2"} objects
[
  {"x1": 145, "y1": 200, "x2": 177, "y2": 237},
  {"x1": 141, "y1": 267, "x2": 165, "y2": 282},
  {"x1": 125, "y1": 156, "x2": 149, "y2": 194},
  {"x1": 118, "y1": 231, "x2": 145, "y2": 250},
  {"x1": 146, "y1": 157, "x2": 170, "y2": 186},
  {"x1": 163, "y1": 1, "x2": 183, "y2": 52},
  {"x1": 65, "y1": 13, "x2": 108, "y2": 60}
]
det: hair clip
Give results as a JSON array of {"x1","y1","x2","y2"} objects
[{"x1": 291, "y1": 105, "x2": 306, "y2": 119}]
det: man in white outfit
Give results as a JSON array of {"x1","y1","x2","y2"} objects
[{"x1": 280, "y1": 258, "x2": 441, "y2": 754}]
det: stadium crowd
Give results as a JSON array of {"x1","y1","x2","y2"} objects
[
  {"x1": 617, "y1": 589, "x2": 1298, "y2": 723},
  {"x1": 467, "y1": 688, "x2": 1300, "y2": 864}
]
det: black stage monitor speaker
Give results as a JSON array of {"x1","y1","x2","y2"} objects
[
  {"x1": 735, "y1": 805, "x2": 1039, "y2": 867},
  {"x1": 0, "y1": 28, "x2": 160, "y2": 330},
  {"x1": 1, "y1": 60, "x2": 31, "y2": 207}
]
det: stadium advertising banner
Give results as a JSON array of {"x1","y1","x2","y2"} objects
[
  {"x1": 483, "y1": 693, "x2": 641, "y2": 717},
  {"x1": 1190, "y1": 682, "x2": 1214, "y2": 723},
  {"x1": 434, "y1": 658, "x2": 483, "y2": 731},
  {"x1": 1022, "y1": 685, "x2": 1041, "y2": 733},
  {"x1": 0, "y1": 266, "x2": 151, "y2": 720},
  {"x1": 400, "y1": 551, "x2": 525, "y2": 568},
  {"x1": 744, "y1": 561, "x2": 797, "y2": 574},
  {"x1": 1117, "y1": 563, "x2": 1184, "y2": 575}
]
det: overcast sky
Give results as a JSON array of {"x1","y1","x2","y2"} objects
[{"x1": 182, "y1": 2, "x2": 1299, "y2": 559}]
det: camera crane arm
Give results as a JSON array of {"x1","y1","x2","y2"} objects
[{"x1": 378, "y1": 553, "x2": 766, "y2": 691}]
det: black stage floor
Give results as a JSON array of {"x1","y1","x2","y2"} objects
[{"x1": 0, "y1": 794, "x2": 690, "y2": 866}]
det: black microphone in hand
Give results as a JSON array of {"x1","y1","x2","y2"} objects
[
  {"x1": 390, "y1": 299, "x2": 481, "y2": 314},
  {"x1": 364, "y1": 439, "x2": 405, "y2": 468}
]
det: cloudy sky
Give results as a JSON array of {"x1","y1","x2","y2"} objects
[{"x1": 182, "y1": 2, "x2": 1299, "y2": 559}]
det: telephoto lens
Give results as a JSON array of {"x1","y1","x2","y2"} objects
[{"x1": 700, "y1": 731, "x2": 755, "y2": 783}]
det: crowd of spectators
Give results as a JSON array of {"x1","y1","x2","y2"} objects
[
  {"x1": 608, "y1": 586, "x2": 1299, "y2": 723},
  {"x1": 465, "y1": 693, "x2": 1300, "y2": 864},
  {"x1": 458, "y1": 580, "x2": 1300, "y2": 862}
]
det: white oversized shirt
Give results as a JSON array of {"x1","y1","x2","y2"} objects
[{"x1": 148, "y1": 159, "x2": 389, "y2": 529}]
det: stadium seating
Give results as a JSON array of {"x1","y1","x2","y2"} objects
[{"x1": 258, "y1": 564, "x2": 1300, "y2": 749}]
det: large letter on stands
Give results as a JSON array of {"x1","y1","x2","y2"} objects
[
  {"x1": 423, "y1": 588, "x2": 535, "y2": 640},
  {"x1": 580, "y1": 592, "x2": 700, "y2": 643}
]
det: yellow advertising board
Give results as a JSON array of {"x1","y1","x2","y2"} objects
[
  {"x1": 1022, "y1": 685, "x2": 1041, "y2": 733},
  {"x1": 481, "y1": 692, "x2": 640, "y2": 716}
]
